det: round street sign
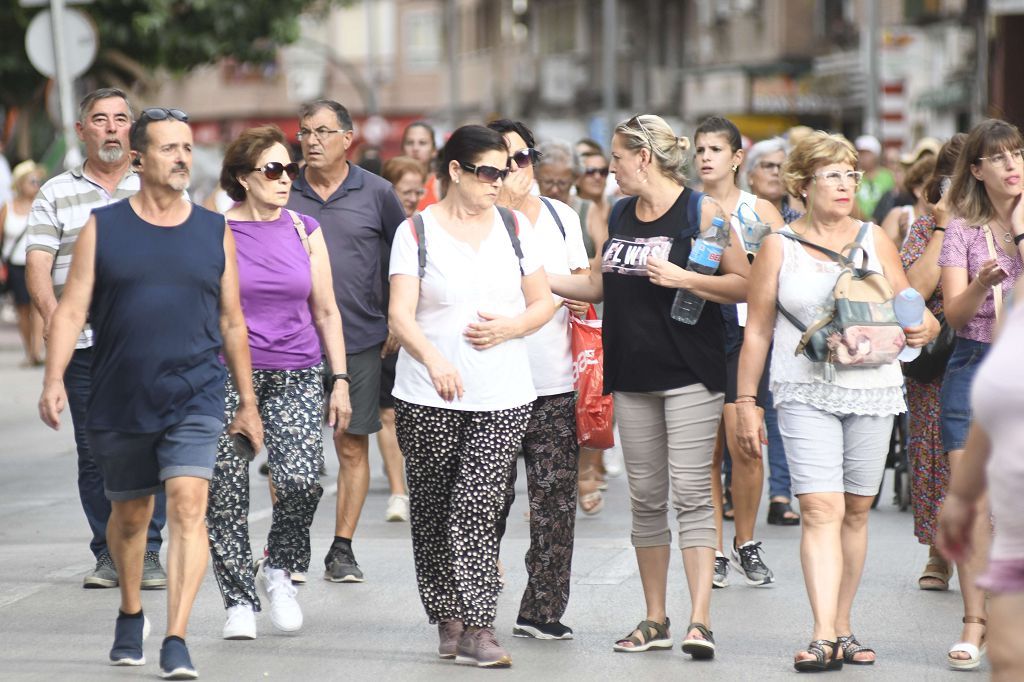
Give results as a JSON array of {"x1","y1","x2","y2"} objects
[{"x1": 25, "y1": 8, "x2": 99, "y2": 79}]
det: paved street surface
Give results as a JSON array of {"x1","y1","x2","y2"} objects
[{"x1": 0, "y1": 318, "x2": 980, "y2": 680}]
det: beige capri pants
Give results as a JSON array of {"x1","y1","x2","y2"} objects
[{"x1": 614, "y1": 383, "x2": 724, "y2": 550}]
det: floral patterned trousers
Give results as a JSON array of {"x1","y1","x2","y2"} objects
[{"x1": 207, "y1": 365, "x2": 325, "y2": 611}]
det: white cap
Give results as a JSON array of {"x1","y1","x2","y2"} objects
[{"x1": 854, "y1": 135, "x2": 881, "y2": 156}]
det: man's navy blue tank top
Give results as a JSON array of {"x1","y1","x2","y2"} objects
[{"x1": 87, "y1": 199, "x2": 227, "y2": 433}]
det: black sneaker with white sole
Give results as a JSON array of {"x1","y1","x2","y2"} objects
[
  {"x1": 513, "y1": 617, "x2": 574, "y2": 640},
  {"x1": 732, "y1": 539, "x2": 774, "y2": 586},
  {"x1": 324, "y1": 544, "x2": 364, "y2": 583}
]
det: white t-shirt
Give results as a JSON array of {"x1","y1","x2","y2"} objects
[
  {"x1": 526, "y1": 198, "x2": 590, "y2": 395},
  {"x1": 389, "y1": 205, "x2": 542, "y2": 411}
]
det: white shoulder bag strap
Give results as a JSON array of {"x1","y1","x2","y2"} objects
[{"x1": 982, "y1": 224, "x2": 1003, "y2": 324}]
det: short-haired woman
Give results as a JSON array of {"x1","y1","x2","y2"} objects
[
  {"x1": 937, "y1": 118, "x2": 1024, "y2": 670},
  {"x1": 207, "y1": 125, "x2": 351, "y2": 640},
  {"x1": 550, "y1": 114, "x2": 750, "y2": 660},
  {"x1": 735, "y1": 131, "x2": 937, "y2": 671},
  {"x1": 0, "y1": 160, "x2": 47, "y2": 365},
  {"x1": 745, "y1": 137, "x2": 802, "y2": 224},
  {"x1": 388, "y1": 124, "x2": 554, "y2": 668}
]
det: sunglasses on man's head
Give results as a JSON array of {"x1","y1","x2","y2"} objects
[
  {"x1": 459, "y1": 161, "x2": 509, "y2": 183},
  {"x1": 509, "y1": 148, "x2": 542, "y2": 169},
  {"x1": 252, "y1": 162, "x2": 300, "y2": 181},
  {"x1": 583, "y1": 166, "x2": 609, "y2": 178},
  {"x1": 140, "y1": 108, "x2": 189, "y2": 123}
]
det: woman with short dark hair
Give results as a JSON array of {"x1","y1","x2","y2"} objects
[
  {"x1": 388, "y1": 124, "x2": 555, "y2": 668},
  {"x1": 208, "y1": 124, "x2": 351, "y2": 640}
]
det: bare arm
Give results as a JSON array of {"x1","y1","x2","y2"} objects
[
  {"x1": 646, "y1": 227, "x2": 750, "y2": 304},
  {"x1": 38, "y1": 218, "x2": 96, "y2": 429},
  {"x1": 937, "y1": 423, "x2": 991, "y2": 563},
  {"x1": 905, "y1": 229, "x2": 945, "y2": 300},
  {"x1": 942, "y1": 264, "x2": 1000, "y2": 332},
  {"x1": 218, "y1": 226, "x2": 264, "y2": 451},
  {"x1": 307, "y1": 228, "x2": 351, "y2": 434},
  {"x1": 548, "y1": 268, "x2": 603, "y2": 303},
  {"x1": 388, "y1": 273, "x2": 463, "y2": 402},
  {"x1": 754, "y1": 198, "x2": 786, "y2": 231},
  {"x1": 26, "y1": 250, "x2": 59, "y2": 330},
  {"x1": 874, "y1": 224, "x2": 939, "y2": 347},
  {"x1": 880, "y1": 206, "x2": 904, "y2": 246}
]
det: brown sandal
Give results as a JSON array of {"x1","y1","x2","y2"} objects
[{"x1": 918, "y1": 555, "x2": 953, "y2": 591}]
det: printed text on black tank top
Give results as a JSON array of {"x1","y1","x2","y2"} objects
[{"x1": 601, "y1": 236, "x2": 674, "y2": 276}]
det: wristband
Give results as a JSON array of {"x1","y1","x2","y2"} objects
[
  {"x1": 331, "y1": 372, "x2": 351, "y2": 385},
  {"x1": 932, "y1": 226, "x2": 945, "y2": 232},
  {"x1": 1014, "y1": 232, "x2": 1024, "y2": 246}
]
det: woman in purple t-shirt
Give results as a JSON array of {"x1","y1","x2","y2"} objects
[
  {"x1": 938, "y1": 118, "x2": 1024, "y2": 670},
  {"x1": 207, "y1": 125, "x2": 351, "y2": 640}
]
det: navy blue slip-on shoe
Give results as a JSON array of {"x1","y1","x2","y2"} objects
[
  {"x1": 159, "y1": 637, "x2": 198, "y2": 680},
  {"x1": 109, "y1": 613, "x2": 149, "y2": 666}
]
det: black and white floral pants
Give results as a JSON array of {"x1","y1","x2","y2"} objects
[
  {"x1": 207, "y1": 365, "x2": 325, "y2": 611},
  {"x1": 394, "y1": 399, "x2": 532, "y2": 628},
  {"x1": 496, "y1": 392, "x2": 579, "y2": 624}
]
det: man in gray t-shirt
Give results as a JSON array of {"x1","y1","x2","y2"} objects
[{"x1": 286, "y1": 100, "x2": 405, "y2": 583}]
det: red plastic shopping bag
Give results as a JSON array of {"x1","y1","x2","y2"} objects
[{"x1": 570, "y1": 310, "x2": 614, "y2": 450}]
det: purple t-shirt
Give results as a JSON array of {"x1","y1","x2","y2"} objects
[
  {"x1": 938, "y1": 217, "x2": 1024, "y2": 343},
  {"x1": 228, "y1": 211, "x2": 322, "y2": 370}
]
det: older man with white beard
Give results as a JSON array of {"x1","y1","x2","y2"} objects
[{"x1": 26, "y1": 89, "x2": 169, "y2": 590}]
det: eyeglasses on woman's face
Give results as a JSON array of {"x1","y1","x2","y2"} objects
[
  {"x1": 812, "y1": 170, "x2": 864, "y2": 187},
  {"x1": 583, "y1": 166, "x2": 609, "y2": 178},
  {"x1": 977, "y1": 149, "x2": 1024, "y2": 169},
  {"x1": 251, "y1": 161, "x2": 300, "y2": 181},
  {"x1": 459, "y1": 161, "x2": 509, "y2": 183}
]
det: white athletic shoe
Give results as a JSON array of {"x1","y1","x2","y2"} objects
[
  {"x1": 385, "y1": 494, "x2": 410, "y2": 522},
  {"x1": 223, "y1": 604, "x2": 257, "y2": 640},
  {"x1": 256, "y1": 559, "x2": 303, "y2": 632}
]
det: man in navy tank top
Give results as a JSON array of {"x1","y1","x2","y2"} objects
[{"x1": 39, "y1": 108, "x2": 263, "y2": 680}]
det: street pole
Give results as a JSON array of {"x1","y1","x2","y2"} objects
[
  {"x1": 446, "y1": 0, "x2": 460, "y2": 131},
  {"x1": 602, "y1": 0, "x2": 616, "y2": 145},
  {"x1": 864, "y1": 0, "x2": 880, "y2": 138},
  {"x1": 49, "y1": 0, "x2": 82, "y2": 167},
  {"x1": 363, "y1": 0, "x2": 378, "y2": 115},
  {"x1": 974, "y1": 1, "x2": 988, "y2": 124}
]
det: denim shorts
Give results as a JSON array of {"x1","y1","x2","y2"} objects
[
  {"x1": 87, "y1": 414, "x2": 223, "y2": 501},
  {"x1": 940, "y1": 338, "x2": 990, "y2": 452}
]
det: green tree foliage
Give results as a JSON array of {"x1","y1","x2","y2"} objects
[{"x1": 1, "y1": 0, "x2": 341, "y2": 109}]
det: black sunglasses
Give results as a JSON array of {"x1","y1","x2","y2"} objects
[
  {"x1": 140, "y1": 108, "x2": 189, "y2": 123},
  {"x1": 509, "y1": 148, "x2": 542, "y2": 169},
  {"x1": 459, "y1": 161, "x2": 509, "y2": 183},
  {"x1": 583, "y1": 166, "x2": 609, "y2": 177},
  {"x1": 252, "y1": 161, "x2": 300, "y2": 181}
]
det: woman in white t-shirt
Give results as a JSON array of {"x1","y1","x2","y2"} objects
[
  {"x1": 0, "y1": 160, "x2": 46, "y2": 365},
  {"x1": 488, "y1": 120, "x2": 591, "y2": 641},
  {"x1": 388, "y1": 124, "x2": 554, "y2": 669}
]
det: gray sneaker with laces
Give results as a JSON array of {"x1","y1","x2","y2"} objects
[
  {"x1": 84, "y1": 552, "x2": 119, "y2": 589},
  {"x1": 455, "y1": 627, "x2": 512, "y2": 668},
  {"x1": 712, "y1": 552, "x2": 730, "y2": 589},
  {"x1": 732, "y1": 539, "x2": 774, "y2": 586},
  {"x1": 142, "y1": 550, "x2": 168, "y2": 590}
]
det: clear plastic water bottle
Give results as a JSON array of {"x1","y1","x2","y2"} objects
[
  {"x1": 671, "y1": 215, "x2": 730, "y2": 324},
  {"x1": 894, "y1": 287, "x2": 925, "y2": 362}
]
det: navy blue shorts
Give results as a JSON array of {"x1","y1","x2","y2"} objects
[
  {"x1": 87, "y1": 414, "x2": 223, "y2": 501},
  {"x1": 940, "y1": 337, "x2": 989, "y2": 452}
]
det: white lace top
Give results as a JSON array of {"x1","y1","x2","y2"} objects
[{"x1": 770, "y1": 225, "x2": 906, "y2": 416}]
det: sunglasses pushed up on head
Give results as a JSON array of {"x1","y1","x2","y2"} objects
[
  {"x1": 140, "y1": 108, "x2": 189, "y2": 123},
  {"x1": 252, "y1": 161, "x2": 300, "y2": 181}
]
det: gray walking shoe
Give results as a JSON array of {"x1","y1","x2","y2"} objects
[
  {"x1": 732, "y1": 539, "x2": 774, "y2": 586},
  {"x1": 84, "y1": 552, "x2": 119, "y2": 589},
  {"x1": 455, "y1": 627, "x2": 512, "y2": 668},
  {"x1": 437, "y1": 620, "x2": 464, "y2": 659},
  {"x1": 324, "y1": 544, "x2": 364, "y2": 583},
  {"x1": 142, "y1": 550, "x2": 168, "y2": 590}
]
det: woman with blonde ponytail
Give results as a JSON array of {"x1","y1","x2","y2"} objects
[{"x1": 548, "y1": 114, "x2": 749, "y2": 660}]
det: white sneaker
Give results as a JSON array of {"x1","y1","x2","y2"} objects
[
  {"x1": 385, "y1": 494, "x2": 410, "y2": 522},
  {"x1": 256, "y1": 559, "x2": 303, "y2": 632},
  {"x1": 223, "y1": 604, "x2": 257, "y2": 640}
]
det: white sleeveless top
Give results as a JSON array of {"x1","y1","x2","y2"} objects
[
  {"x1": 770, "y1": 223, "x2": 906, "y2": 416},
  {"x1": 730, "y1": 190, "x2": 758, "y2": 327},
  {"x1": 2, "y1": 204, "x2": 30, "y2": 266}
]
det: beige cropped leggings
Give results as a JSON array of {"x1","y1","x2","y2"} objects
[{"x1": 614, "y1": 383, "x2": 724, "y2": 550}]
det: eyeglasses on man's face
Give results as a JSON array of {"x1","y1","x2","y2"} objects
[
  {"x1": 297, "y1": 127, "x2": 346, "y2": 143},
  {"x1": 509, "y1": 148, "x2": 542, "y2": 169},
  {"x1": 812, "y1": 170, "x2": 864, "y2": 187},
  {"x1": 537, "y1": 177, "x2": 573, "y2": 191},
  {"x1": 459, "y1": 161, "x2": 509, "y2": 183},
  {"x1": 978, "y1": 149, "x2": 1024, "y2": 169},
  {"x1": 757, "y1": 161, "x2": 783, "y2": 173}
]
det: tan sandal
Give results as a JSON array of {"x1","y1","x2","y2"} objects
[{"x1": 918, "y1": 554, "x2": 953, "y2": 591}]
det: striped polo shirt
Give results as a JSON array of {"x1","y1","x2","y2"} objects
[{"x1": 26, "y1": 164, "x2": 139, "y2": 348}]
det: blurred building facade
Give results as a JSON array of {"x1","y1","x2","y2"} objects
[{"x1": 138, "y1": 0, "x2": 1010, "y2": 156}]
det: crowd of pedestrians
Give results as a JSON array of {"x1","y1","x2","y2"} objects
[{"x1": 8, "y1": 85, "x2": 1024, "y2": 680}]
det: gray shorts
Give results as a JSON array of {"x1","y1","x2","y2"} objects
[
  {"x1": 331, "y1": 345, "x2": 383, "y2": 435},
  {"x1": 87, "y1": 414, "x2": 223, "y2": 501},
  {"x1": 776, "y1": 401, "x2": 894, "y2": 497}
]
